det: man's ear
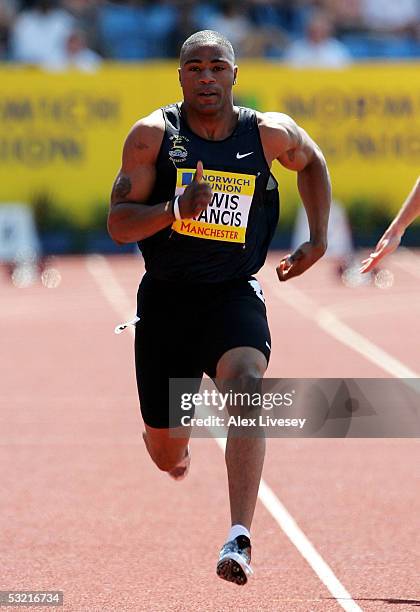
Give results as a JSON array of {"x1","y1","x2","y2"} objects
[
  {"x1": 178, "y1": 67, "x2": 182, "y2": 86},
  {"x1": 233, "y1": 66, "x2": 238, "y2": 85}
]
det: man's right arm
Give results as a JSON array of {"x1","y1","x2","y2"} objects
[
  {"x1": 107, "y1": 111, "x2": 174, "y2": 244},
  {"x1": 108, "y1": 111, "x2": 213, "y2": 244}
]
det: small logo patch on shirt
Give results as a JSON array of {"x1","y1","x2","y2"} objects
[{"x1": 169, "y1": 135, "x2": 189, "y2": 163}]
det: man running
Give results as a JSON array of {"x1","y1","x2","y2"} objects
[
  {"x1": 360, "y1": 177, "x2": 420, "y2": 273},
  {"x1": 108, "y1": 30, "x2": 331, "y2": 585}
]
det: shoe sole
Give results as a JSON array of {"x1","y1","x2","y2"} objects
[{"x1": 217, "y1": 552, "x2": 253, "y2": 586}]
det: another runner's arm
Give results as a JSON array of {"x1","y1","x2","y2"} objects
[
  {"x1": 388, "y1": 176, "x2": 420, "y2": 233},
  {"x1": 360, "y1": 176, "x2": 420, "y2": 273},
  {"x1": 108, "y1": 113, "x2": 212, "y2": 244},
  {"x1": 260, "y1": 112, "x2": 331, "y2": 280}
]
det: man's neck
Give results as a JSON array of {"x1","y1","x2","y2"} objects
[{"x1": 181, "y1": 103, "x2": 239, "y2": 141}]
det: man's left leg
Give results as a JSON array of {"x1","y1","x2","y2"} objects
[
  {"x1": 217, "y1": 346, "x2": 267, "y2": 529},
  {"x1": 215, "y1": 346, "x2": 267, "y2": 585},
  {"x1": 200, "y1": 276, "x2": 270, "y2": 584}
]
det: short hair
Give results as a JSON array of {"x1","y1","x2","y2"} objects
[{"x1": 180, "y1": 30, "x2": 235, "y2": 64}]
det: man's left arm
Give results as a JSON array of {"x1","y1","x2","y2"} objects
[{"x1": 260, "y1": 113, "x2": 331, "y2": 281}]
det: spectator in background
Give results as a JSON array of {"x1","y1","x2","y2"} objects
[
  {"x1": 283, "y1": 8, "x2": 352, "y2": 67},
  {"x1": 61, "y1": 0, "x2": 101, "y2": 54},
  {"x1": 11, "y1": 0, "x2": 74, "y2": 65},
  {"x1": 97, "y1": 0, "x2": 176, "y2": 60},
  {"x1": 97, "y1": 0, "x2": 147, "y2": 60},
  {"x1": 4, "y1": 0, "x2": 420, "y2": 63},
  {"x1": 146, "y1": 0, "x2": 178, "y2": 57},
  {"x1": 43, "y1": 28, "x2": 102, "y2": 71},
  {"x1": 321, "y1": 0, "x2": 364, "y2": 35},
  {"x1": 361, "y1": 0, "x2": 419, "y2": 35},
  {"x1": 249, "y1": 0, "x2": 308, "y2": 37},
  {"x1": 0, "y1": 0, "x2": 16, "y2": 59},
  {"x1": 169, "y1": 0, "x2": 200, "y2": 58},
  {"x1": 200, "y1": 0, "x2": 271, "y2": 57},
  {"x1": 324, "y1": 0, "x2": 420, "y2": 59}
]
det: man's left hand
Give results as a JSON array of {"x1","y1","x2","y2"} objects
[{"x1": 276, "y1": 241, "x2": 327, "y2": 282}]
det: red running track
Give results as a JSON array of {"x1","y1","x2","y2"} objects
[{"x1": 1, "y1": 251, "x2": 419, "y2": 611}]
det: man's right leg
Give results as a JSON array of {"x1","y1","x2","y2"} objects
[
  {"x1": 134, "y1": 276, "x2": 202, "y2": 478},
  {"x1": 135, "y1": 318, "x2": 198, "y2": 478}
]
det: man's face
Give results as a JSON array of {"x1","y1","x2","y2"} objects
[{"x1": 179, "y1": 43, "x2": 237, "y2": 115}]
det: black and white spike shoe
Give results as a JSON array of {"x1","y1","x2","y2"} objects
[{"x1": 216, "y1": 535, "x2": 253, "y2": 585}]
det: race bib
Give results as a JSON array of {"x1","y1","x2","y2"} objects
[{"x1": 171, "y1": 168, "x2": 256, "y2": 243}]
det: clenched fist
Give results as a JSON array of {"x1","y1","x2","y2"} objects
[{"x1": 276, "y1": 241, "x2": 327, "y2": 282}]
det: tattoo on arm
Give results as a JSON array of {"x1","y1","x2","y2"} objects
[{"x1": 112, "y1": 175, "x2": 132, "y2": 200}]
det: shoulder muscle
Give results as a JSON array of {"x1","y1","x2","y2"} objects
[
  {"x1": 258, "y1": 111, "x2": 318, "y2": 171},
  {"x1": 121, "y1": 109, "x2": 165, "y2": 170}
]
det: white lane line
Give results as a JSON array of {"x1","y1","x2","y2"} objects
[
  {"x1": 85, "y1": 254, "x2": 135, "y2": 320},
  {"x1": 317, "y1": 310, "x2": 419, "y2": 380},
  {"x1": 318, "y1": 294, "x2": 420, "y2": 319},
  {"x1": 207, "y1": 431, "x2": 362, "y2": 612},
  {"x1": 259, "y1": 268, "x2": 420, "y2": 380},
  {"x1": 86, "y1": 254, "x2": 362, "y2": 612}
]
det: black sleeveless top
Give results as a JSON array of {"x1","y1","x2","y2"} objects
[{"x1": 138, "y1": 103, "x2": 279, "y2": 282}]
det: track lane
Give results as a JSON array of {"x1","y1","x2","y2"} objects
[
  {"x1": 96, "y1": 255, "x2": 365, "y2": 611},
  {"x1": 0, "y1": 257, "x2": 342, "y2": 611},
  {"x1": 2, "y1": 253, "x2": 419, "y2": 611},
  {"x1": 105, "y1": 252, "x2": 420, "y2": 610}
]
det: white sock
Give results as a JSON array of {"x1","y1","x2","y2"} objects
[{"x1": 228, "y1": 524, "x2": 250, "y2": 542}]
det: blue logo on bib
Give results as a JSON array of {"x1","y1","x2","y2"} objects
[{"x1": 182, "y1": 172, "x2": 194, "y2": 186}]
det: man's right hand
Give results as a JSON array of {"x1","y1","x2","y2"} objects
[{"x1": 177, "y1": 160, "x2": 213, "y2": 219}]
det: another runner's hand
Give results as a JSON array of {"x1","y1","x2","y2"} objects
[
  {"x1": 276, "y1": 241, "x2": 327, "y2": 282},
  {"x1": 178, "y1": 160, "x2": 213, "y2": 218},
  {"x1": 359, "y1": 229, "x2": 401, "y2": 273}
]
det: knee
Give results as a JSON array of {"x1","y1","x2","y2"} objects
[
  {"x1": 218, "y1": 355, "x2": 261, "y2": 378},
  {"x1": 236, "y1": 373, "x2": 262, "y2": 397},
  {"x1": 218, "y1": 364, "x2": 263, "y2": 394},
  {"x1": 216, "y1": 348, "x2": 267, "y2": 384},
  {"x1": 231, "y1": 364, "x2": 262, "y2": 381}
]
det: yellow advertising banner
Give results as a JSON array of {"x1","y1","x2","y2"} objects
[{"x1": 0, "y1": 63, "x2": 419, "y2": 225}]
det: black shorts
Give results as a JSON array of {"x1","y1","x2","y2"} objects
[{"x1": 134, "y1": 273, "x2": 271, "y2": 428}]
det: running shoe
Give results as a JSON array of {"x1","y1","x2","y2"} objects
[{"x1": 216, "y1": 535, "x2": 253, "y2": 585}]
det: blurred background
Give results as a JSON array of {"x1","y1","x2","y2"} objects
[{"x1": 0, "y1": 0, "x2": 419, "y2": 277}]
